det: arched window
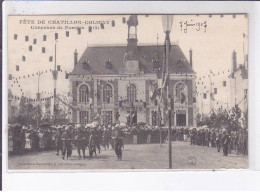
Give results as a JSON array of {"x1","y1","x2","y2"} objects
[
  {"x1": 79, "y1": 84, "x2": 89, "y2": 103},
  {"x1": 127, "y1": 84, "x2": 137, "y2": 102},
  {"x1": 103, "y1": 84, "x2": 113, "y2": 103},
  {"x1": 175, "y1": 82, "x2": 188, "y2": 103}
]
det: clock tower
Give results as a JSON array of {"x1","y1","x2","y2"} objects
[{"x1": 121, "y1": 15, "x2": 141, "y2": 74}]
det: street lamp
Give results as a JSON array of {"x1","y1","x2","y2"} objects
[{"x1": 162, "y1": 15, "x2": 173, "y2": 169}]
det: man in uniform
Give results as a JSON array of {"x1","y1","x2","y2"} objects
[
  {"x1": 222, "y1": 130, "x2": 230, "y2": 156},
  {"x1": 190, "y1": 128, "x2": 195, "y2": 145},
  {"x1": 61, "y1": 126, "x2": 71, "y2": 160},
  {"x1": 216, "y1": 129, "x2": 222, "y2": 152},
  {"x1": 112, "y1": 125, "x2": 125, "y2": 160},
  {"x1": 76, "y1": 126, "x2": 86, "y2": 159},
  {"x1": 102, "y1": 126, "x2": 110, "y2": 150}
]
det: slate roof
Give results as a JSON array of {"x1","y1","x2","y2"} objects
[{"x1": 70, "y1": 44, "x2": 195, "y2": 75}]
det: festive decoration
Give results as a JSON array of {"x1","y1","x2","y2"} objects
[
  {"x1": 77, "y1": 28, "x2": 81, "y2": 34},
  {"x1": 55, "y1": 33, "x2": 58, "y2": 40},
  {"x1": 223, "y1": 81, "x2": 226, "y2": 87}
]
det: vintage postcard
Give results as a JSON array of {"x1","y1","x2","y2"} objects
[{"x1": 7, "y1": 14, "x2": 248, "y2": 170}]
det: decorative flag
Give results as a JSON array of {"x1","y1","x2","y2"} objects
[
  {"x1": 33, "y1": 39, "x2": 37, "y2": 44},
  {"x1": 55, "y1": 33, "x2": 58, "y2": 40},
  {"x1": 122, "y1": 17, "x2": 126, "y2": 23},
  {"x1": 100, "y1": 23, "x2": 104, "y2": 29},
  {"x1": 49, "y1": 56, "x2": 53, "y2": 62},
  {"x1": 43, "y1": 35, "x2": 47, "y2": 41},
  {"x1": 25, "y1": 36, "x2": 29, "y2": 41},
  {"x1": 42, "y1": 47, "x2": 45, "y2": 53},
  {"x1": 78, "y1": 28, "x2": 81, "y2": 34},
  {"x1": 223, "y1": 81, "x2": 226, "y2": 87},
  {"x1": 203, "y1": 93, "x2": 207, "y2": 99},
  {"x1": 112, "y1": 20, "x2": 115, "y2": 27},
  {"x1": 88, "y1": 26, "x2": 92, "y2": 32},
  {"x1": 66, "y1": 31, "x2": 69, "y2": 37},
  {"x1": 29, "y1": 45, "x2": 32, "y2": 51},
  {"x1": 14, "y1": 34, "x2": 18, "y2": 40}
]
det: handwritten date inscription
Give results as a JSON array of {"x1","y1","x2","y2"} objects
[{"x1": 179, "y1": 20, "x2": 207, "y2": 33}]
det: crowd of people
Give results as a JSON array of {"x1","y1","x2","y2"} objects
[
  {"x1": 8, "y1": 122, "x2": 248, "y2": 160},
  {"x1": 188, "y1": 127, "x2": 248, "y2": 156}
]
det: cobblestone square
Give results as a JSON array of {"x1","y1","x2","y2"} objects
[{"x1": 9, "y1": 141, "x2": 248, "y2": 170}]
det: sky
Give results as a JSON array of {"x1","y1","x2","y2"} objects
[{"x1": 8, "y1": 14, "x2": 248, "y2": 109}]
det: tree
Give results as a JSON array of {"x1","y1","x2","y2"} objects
[
  {"x1": 227, "y1": 105, "x2": 242, "y2": 131},
  {"x1": 17, "y1": 96, "x2": 27, "y2": 125}
]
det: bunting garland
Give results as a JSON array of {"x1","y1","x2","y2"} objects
[{"x1": 9, "y1": 14, "x2": 245, "y2": 116}]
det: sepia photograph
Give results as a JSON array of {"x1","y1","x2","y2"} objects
[{"x1": 7, "y1": 14, "x2": 248, "y2": 170}]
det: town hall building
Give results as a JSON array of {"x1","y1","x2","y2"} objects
[{"x1": 68, "y1": 15, "x2": 197, "y2": 127}]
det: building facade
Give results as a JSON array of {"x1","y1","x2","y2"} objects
[
  {"x1": 229, "y1": 50, "x2": 248, "y2": 113},
  {"x1": 68, "y1": 15, "x2": 197, "y2": 127}
]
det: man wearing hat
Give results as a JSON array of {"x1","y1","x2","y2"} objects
[
  {"x1": 76, "y1": 126, "x2": 86, "y2": 159},
  {"x1": 112, "y1": 126, "x2": 124, "y2": 160},
  {"x1": 221, "y1": 130, "x2": 230, "y2": 156},
  {"x1": 102, "y1": 126, "x2": 110, "y2": 150},
  {"x1": 61, "y1": 126, "x2": 71, "y2": 160}
]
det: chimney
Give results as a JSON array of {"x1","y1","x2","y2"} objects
[
  {"x1": 232, "y1": 50, "x2": 237, "y2": 72},
  {"x1": 189, "y1": 48, "x2": 193, "y2": 67},
  {"x1": 74, "y1": 49, "x2": 78, "y2": 66}
]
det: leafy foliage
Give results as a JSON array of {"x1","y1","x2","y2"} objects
[{"x1": 197, "y1": 105, "x2": 246, "y2": 131}]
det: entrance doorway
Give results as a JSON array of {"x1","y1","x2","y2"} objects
[{"x1": 176, "y1": 113, "x2": 186, "y2": 126}]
